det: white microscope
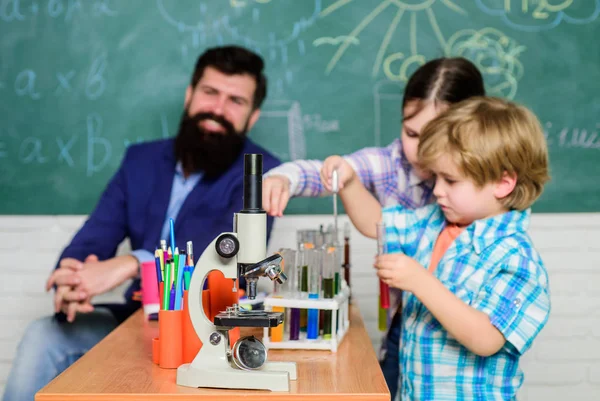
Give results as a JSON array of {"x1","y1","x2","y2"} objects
[{"x1": 177, "y1": 154, "x2": 297, "y2": 392}]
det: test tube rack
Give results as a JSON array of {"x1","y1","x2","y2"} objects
[{"x1": 262, "y1": 285, "x2": 350, "y2": 352}]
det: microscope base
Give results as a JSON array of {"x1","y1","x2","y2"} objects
[{"x1": 177, "y1": 361, "x2": 297, "y2": 392}]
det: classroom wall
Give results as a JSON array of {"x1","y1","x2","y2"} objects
[{"x1": 1, "y1": 214, "x2": 599, "y2": 399}]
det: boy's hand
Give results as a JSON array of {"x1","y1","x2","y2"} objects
[
  {"x1": 320, "y1": 156, "x2": 356, "y2": 192},
  {"x1": 374, "y1": 253, "x2": 426, "y2": 292}
]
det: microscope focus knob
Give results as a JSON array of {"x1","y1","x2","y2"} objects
[
  {"x1": 215, "y1": 234, "x2": 240, "y2": 258},
  {"x1": 265, "y1": 264, "x2": 287, "y2": 284},
  {"x1": 231, "y1": 336, "x2": 267, "y2": 370}
]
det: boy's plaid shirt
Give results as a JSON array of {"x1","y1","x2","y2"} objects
[{"x1": 382, "y1": 204, "x2": 551, "y2": 400}]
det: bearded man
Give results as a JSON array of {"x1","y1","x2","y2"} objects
[{"x1": 3, "y1": 46, "x2": 280, "y2": 401}]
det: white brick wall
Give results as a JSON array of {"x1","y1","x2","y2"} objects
[{"x1": 1, "y1": 214, "x2": 599, "y2": 399}]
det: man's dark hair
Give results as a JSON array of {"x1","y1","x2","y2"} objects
[{"x1": 190, "y1": 45, "x2": 267, "y2": 110}]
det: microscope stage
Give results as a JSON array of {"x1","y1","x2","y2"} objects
[{"x1": 214, "y1": 310, "x2": 284, "y2": 328}]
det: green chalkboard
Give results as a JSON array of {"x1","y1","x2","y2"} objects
[{"x1": 1, "y1": 0, "x2": 599, "y2": 214}]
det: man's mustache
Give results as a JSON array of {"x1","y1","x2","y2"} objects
[{"x1": 187, "y1": 112, "x2": 236, "y2": 135}]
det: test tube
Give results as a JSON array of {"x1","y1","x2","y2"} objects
[
  {"x1": 298, "y1": 248, "x2": 310, "y2": 332},
  {"x1": 290, "y1": 249, "x2": 305, "y2": 340},
  {"x1": 322, "y1": 226, "x2": 341, "y2": 295},
  {"x1": 278, "y1": 248, "x2": 298, "y2": 340},
  {"x1": 321, "y1": 229, "x2": 339, "y2": 334},
  {"x1": 334, "y1": 245, "x2": 343, "y2": 295},
  {"x1": 315, "y1": 230, "x2": 326, "y2": 248},
  {"x1": 277, "y1": 248, "x2": 297, "y2": 294},
  {"x1": 297, "y1": 229, "x2": 318, "y2": 250},
  {"x1": 376, "y1": 222, "x2": 390, "y2": 309},
  {"x1": 322, "y1": 249, "x2": 336, "y2": 339},
  {"x1": 306, "y1": 249, "x2": 321, "y2": 340},
  {"x1": 343, "y1": 222, "x2": 351, "y2": 299},
  {"x1": 378, "y1": 303, "x2": 387, "y2": 332},
  {"x1": 298, "y1": 229, "x2": 317, "y2": 333}
]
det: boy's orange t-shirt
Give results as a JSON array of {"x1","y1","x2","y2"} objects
[{"x1": 428, "y1": 223, "x2": 465, "y2": 273}]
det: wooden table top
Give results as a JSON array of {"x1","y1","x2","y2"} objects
[{"x1": 36, "y1": 304, "x2": 389, "y2": 400}]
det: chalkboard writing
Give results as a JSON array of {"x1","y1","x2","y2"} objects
[{"x1": 1, "y1": 0, "x2": 599, "y2": 213}]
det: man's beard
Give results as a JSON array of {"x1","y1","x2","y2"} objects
[{"x1": 174, "y1": 111, "x2": 248, "y2": 178}]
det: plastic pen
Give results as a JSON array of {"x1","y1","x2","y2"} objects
[
  {"x1": 163, "y1": 258, "x2": 172, "y2": 310},
  {"x1": 169, "y1": 218, "x2": 176, "y2": 255},
  {"x1": 174, "y1": 253, "x2": 185, "y2": 310},
  {"x1": 154, "y1": 249, "x2": 162, "y2": 283}
]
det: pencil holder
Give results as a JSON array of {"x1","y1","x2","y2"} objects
[
  {"x1": 158, "y1": 309, "x2": 183, "y2": 368},
  {"x1": 152, "y1": 337, "x2": 160, "y2": 364}
]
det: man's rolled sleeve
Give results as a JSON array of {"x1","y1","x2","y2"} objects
[{"x1": 474, "y1": 253, "x2": 551, "y2": 354}]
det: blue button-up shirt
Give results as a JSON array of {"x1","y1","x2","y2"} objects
[
  {"x1": 131, "y1": 162, "x2": 202, "y2": 263},
  {"x1": 382, "y1": 204, "x2": 551, "y2": 400}
]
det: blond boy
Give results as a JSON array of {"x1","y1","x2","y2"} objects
[{"x1": 335, "y1": 97, "x2": 551, "y2": 400}]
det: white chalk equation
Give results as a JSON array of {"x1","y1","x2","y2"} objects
[
  {"x1": 303, "y1": 114, "x2": 340, "y2": 134},
  {"x1": 545, "y1": 122, "x2": 600, "y2": 149},
  {"x1": 155, "y1": 0, "x2": 321, "y2": 94},
  {"x1": 156, "y1": 0, "x2": 320, "y2": 53},
  {"x1": 5, "y1": 56, "x2": 108, "y2": 100},
  {"x1": 0, "y1": 113, "x2": 113, "y2": 176},
  {"x1": 0, "y1": 112, "x2": 174, "y2": 176},
  {"x1": 476, "y1": 0, "x2": 600, "y2": 31},
  {"x1": 0, "y1": 0, "x2": 118, "y2": 22}
]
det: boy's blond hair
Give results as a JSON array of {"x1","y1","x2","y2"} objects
[{"x1": 418, "y1": 97, "x2": 550, "y2": 210}]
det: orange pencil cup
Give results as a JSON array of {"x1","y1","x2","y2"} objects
[
  {"x1": 152, "y1": 337, "x2": 160, "y2": 364},
  {"x1": 158, "y1": 309, "x2": 183, "y2": 369}
]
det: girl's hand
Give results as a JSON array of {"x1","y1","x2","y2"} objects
[{"x1": 320, "y1": 155, "x2": 356, "y2": 192}]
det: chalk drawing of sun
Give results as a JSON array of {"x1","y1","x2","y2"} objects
[{"x1": 316, "y1": 0, "x2": 467, "y2": 81}]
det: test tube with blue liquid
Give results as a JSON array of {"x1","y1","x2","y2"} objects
[{"x1": 306, "y1": 249, "x2": 321, "y2": 340}]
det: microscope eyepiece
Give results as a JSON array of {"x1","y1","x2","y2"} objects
[{"x1": 242, "y1": 154, "x2": 263, "y2": 212}]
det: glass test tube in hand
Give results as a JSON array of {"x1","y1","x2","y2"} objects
[{"x1": 376, "y1": 222, "x2": 390, "y2": 309}]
